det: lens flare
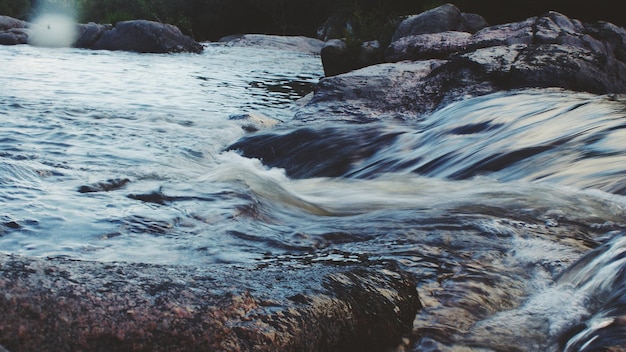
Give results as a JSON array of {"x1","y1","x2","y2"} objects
[{"x1": 29, "y1": 13, "x2": 78, "y2": 48}]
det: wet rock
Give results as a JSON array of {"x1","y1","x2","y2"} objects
[
  {"x1": 0, "y1": 16, "x2": 202, "y2": 53},
  {"x1": 228, "y1": 112, "x2": 280, "y2": 133},
  {"x1": 74, "y1": 22, "x2": 112, "y2": 49},
  {"x1": 295, "y1": 60, "x2": 451, "y2": 123},
  {"x1": 0, "y1": 253, "x2": 420, "y2": 352},
  {"x1": 91, "y1": 20, "x2": 203, "y2": 53},
  {"x1": 0, "y1": 28, "x2": 28, "y2": 45},
  {"x1": 301, "y1": 11, "x2": 626, "y2": 123},
  {"x1": 0, "y1": 15, "x2": 28, "y2": 45},
  {"x1": 0, "y1": 15, "x2": 26, "y2": 31},
  {"x1": 386, "y1": 31, "x2": 472, "y2": 62},
  {"x1": 219, "y1": 34, "x2": 324, "y2": 55},
  {"x1": 391, "y1": 3, "x2": 465, "y2": 42},
  {"x1": 78, "y1": 178, "x2": 131, "y2": 193}
]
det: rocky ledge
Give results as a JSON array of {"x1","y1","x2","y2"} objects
[
  {"x1": 0, "y1": 253, "x2": 419, "y2": 352},
  {"x1": 0, "y1": 15, "x2": 202, "y2": 53},
  {"x1": 306, "y1": 4, "x2": 626, "y2": 123}
]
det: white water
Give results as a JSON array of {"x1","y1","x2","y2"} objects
[{"x1": 1, "y1": 44, "x2": 626, "y2": 350}]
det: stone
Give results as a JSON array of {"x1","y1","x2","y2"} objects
[
  {"x1": 0, "y1": 253, "x2": 420, "y2": 352},
  {"x1": 0, "y1": 28, "x2": 28, "y2": 45},
  {"x1": 91, "y1": 20, "x2": 203, "y2": 53},
  {"x1": 461, "y1": 12, "x2": 489, "y2": 34},
  {"x1": 302, "y1": 11, "x2": 626, "y2": 123},
  {"x1": 320, "y1": 39, "x2": 353, "y2": 76},
  {"x1": 74, "y1": 22, "x2": 112, "y2": 49},
  {"x1": 218, "y1": 34, "x2": 324, "y2": 55},
  {"x1": 386, "y1": 31, "x2": 472, "y2": 62},
  {"x1": 0, "y1": 15, "x2": 26, "y2": 31},
  {"x1": 391, "y1": 3, "x2": 464, "y2": 42},
  {"x1": 0, "y1": 15, "x2": 28, "y2": 45}
]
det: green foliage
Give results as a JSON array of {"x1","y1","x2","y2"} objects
[{"x1": 0, "y1": 0, "x2": 32, "y2": 19}]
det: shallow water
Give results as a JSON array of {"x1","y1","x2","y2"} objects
[{"x1": 2, "y1": 44, "x2": 626, "y2": 350}]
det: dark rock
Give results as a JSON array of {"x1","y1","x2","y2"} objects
[
  {"x1": 74, "y1": 22, "x2": 112, "y2": 49},
  {"x1": 91, "y1": 20, "x2": 203, "y2": 54},
  {"x1": 218, "y1": 34, "x2": 324, "y2": 54},
  {"x1": 0, "y1": 15, "x2": 28, "y2": 45},
  {"x1": 77, "y1": 178, "x2": 130, "y2": 193},
  {"x1": 301, "y1": 11, "x2": 626, "y2": 123},
  {"x1": 0, "y1": 28, "x2": 28, "y2": 45},
  {"x1": 462, "y1": 12, "x2": 489, "y2": 34},
  {"x1": 386, "y1": 31, "x2": 472, "y2": 62},
  {"x1": 295, "y1": 60, "x2": 449, "y2": 123},
  {"x1": 0, "y1": 15, "x2": 26, "y2": 31},
  {"x1": 0, "y1": 253, "x2": 420, "y2": 352},
  {"x1": 391, "y1": 3, "x2": 464, "y2": 42},
  {"x1": 358, "y1": 40, "x2": 384, "y2": 68},
  {"x1": 321, "y1": 39, "x2": 384, "y2": 77},
  {"x1": 320, "y1": 39, "x2": 352, "y2": 76}
]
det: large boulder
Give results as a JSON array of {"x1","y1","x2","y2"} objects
[
  {"x1": 90, "y1": 20, "x2": 203, "y2": 53},
  {"x1": 321, "y1": 4, "x2": 487, "y2": 77},
  {"x1": 74, "y1": 22, "x2": 112, "y2": 49},
  {"x1": 0, "y1": 16, "x2": 203, "y2": 53},
  {"x1": 0, "y1": 253, "x2": 420, "y2": 351},
  {"x1": 391, "y1": 3, "x2": 483, "y2": 42},
  {"x1": 302, "y1": 11, "x2": 626, "y2": 123},
  {"x1": 0, "y1": 15, "x2": 28, "y2": 45}
]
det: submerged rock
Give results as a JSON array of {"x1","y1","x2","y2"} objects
[{"x1": 0, "y1": 254, "x2": 419, "y2": 351}]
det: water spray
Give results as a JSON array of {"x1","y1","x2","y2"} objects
[{"x1": 28, "y1": 1, "x2": 78, "y2": 48}]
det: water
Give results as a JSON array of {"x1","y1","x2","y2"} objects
[{"x1": 2, "y1": 44, "x2": 626, "y2": 350}]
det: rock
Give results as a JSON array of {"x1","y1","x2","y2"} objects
[
  {"x1": 228, "y1": 112, "x2": 281, "y2": 133},
  {"x1": 358, "y1": 40, "x2": 384, "y2": 69},
  {"x1": 320, "y1": 39, "x2": 352, "y2": 76},
  {"x1": 74, "y1": 22, "x2": 112, "y2": 49},
  {"x1": 0, "y1": 28, "x2": 28, "y2": 45},
  {"x1": 386, "y1": 31, "x2": 472, "y2": 62},
  {"x1": 321, "y1": 39, "x2": 384, "y2": 77},
  {"x1": 0, "y1": 15, "x2": 28, "y2": 45},
  {"x1": 391, "y1": 3, "x2": 464, "y2": 42},
  {"x1": 321, "y1": 4, "x2": 488, "y2": 76},
  {"x1": 0, "y1": 15, "x2": 26, "y2": 31},
  {"x1": 295, "y1": 60, "x2": 449, "y2": 123},
  {"x1": 218, "y1": 34, "x2": 324, "y2": 54},
  {"x1": 90, "y1": 20, "x2": 203, "y2": 53},
  {"x1": 462, "y1": 13, "x2": 489, "y2": 34},
  {"x1": 0, "y1": 253, "x2": 420, "y2": 352},
  {"x1": 0, "y1": 16, "x2": 202, "y2": 54},
  {"x1": 301, "y1": 11, "x2": 626, "y2": 123}
]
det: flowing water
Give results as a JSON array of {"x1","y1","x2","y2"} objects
[{"x1": 1, "y1": 44, "x2": 626, "y2": 351}]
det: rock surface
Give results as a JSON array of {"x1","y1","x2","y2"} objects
[
  {"x1": 0, "y1": 15, "x2": 28, "y2": 45},
  {"x1": 0, "y1": 253, "x2": 419, "y2": 352},
  {"x1": 305, "y1": 10, "x2": 626, "y2": 123},
  {"x1": 90, "y1": 20, "x2": 203, "y2": 53},
  {"x1": 219, "y1": 34, "x2": 324, "y2": 55},
  {"x1": 0, "y1": 16, "x2": 202, "y2": 53},
  {"x1": 320, "y1": 3, "x2": 487, "y2": 77}
]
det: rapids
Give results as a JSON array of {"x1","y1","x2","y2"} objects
[{"x1": 1, "y1": 44, "x2": 625, "y2": 350}]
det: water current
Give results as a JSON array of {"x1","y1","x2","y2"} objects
[{"x1": 1, "y1": 44, "x2": 626, "y2": 351}]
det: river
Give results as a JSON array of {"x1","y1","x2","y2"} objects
[{"x1": 1, "y1": 44, "x2": 625, "y2": 351}]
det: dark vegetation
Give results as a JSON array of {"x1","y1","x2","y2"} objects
[{"x1": 1, "y1": 0, "x2": 623, "y2": 42}]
